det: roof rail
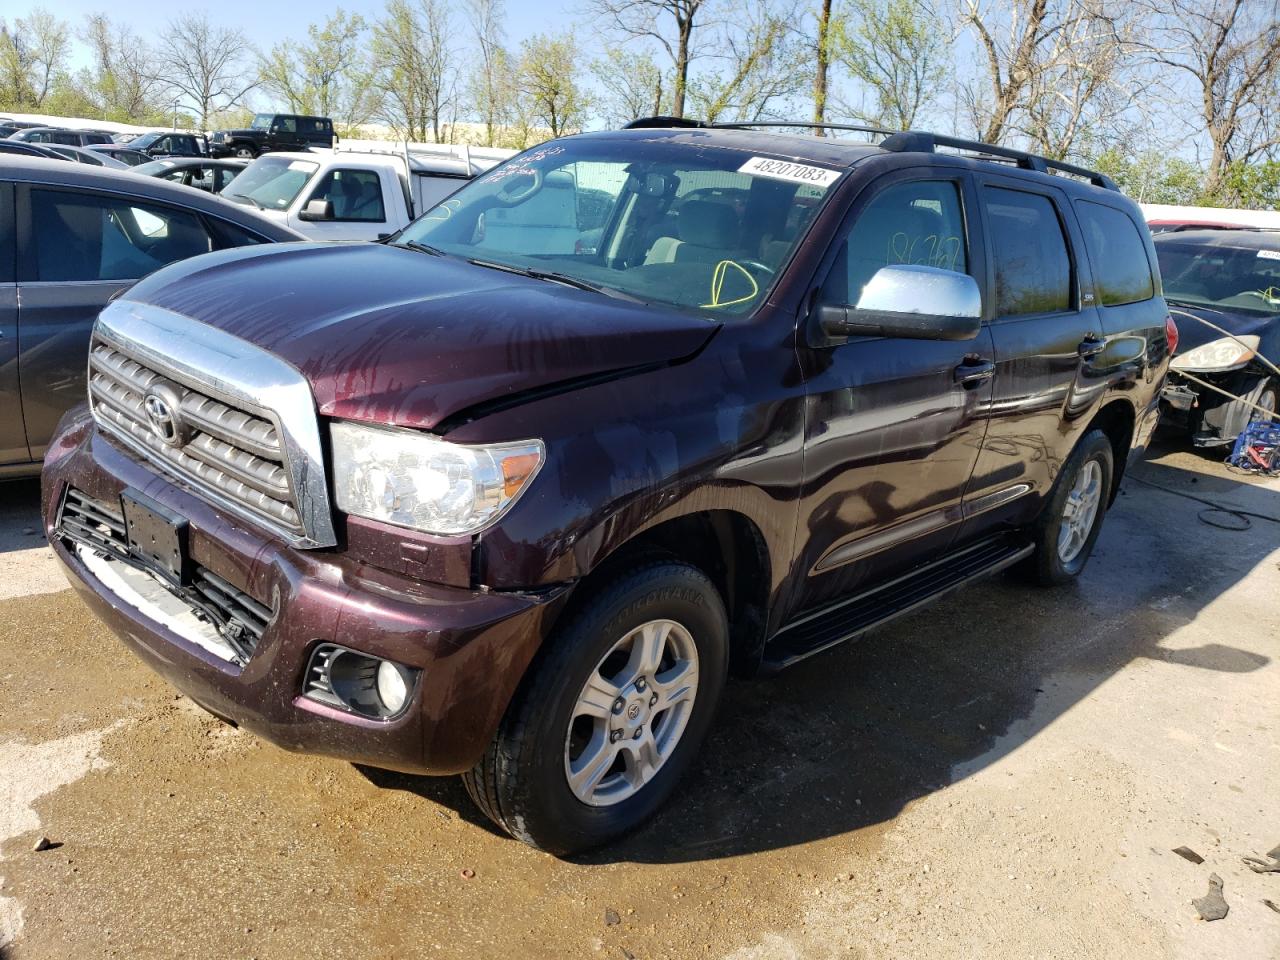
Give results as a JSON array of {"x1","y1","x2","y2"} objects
[
  {"x1": 878, "y1": 131, "x2": 1117, "y2": 190},
  {"x1": 621, "y1": 116, "x2": 1118, "y2": 191}
]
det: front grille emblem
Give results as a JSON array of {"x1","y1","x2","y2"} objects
[{"x1": 143, "y1": 383, "x2": 187, "y2": 447}]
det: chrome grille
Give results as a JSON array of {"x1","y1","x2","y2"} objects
[{"x1": 88, "y1": 336, "x2": 304, "y2": 536}]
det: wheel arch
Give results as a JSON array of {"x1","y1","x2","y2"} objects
[
  {"x1": 566, "y1": 509, "x2": 773, "y2": 678},
  {"x1": 1086, "y1": 398, "x2": 1137, "y2": 504}
]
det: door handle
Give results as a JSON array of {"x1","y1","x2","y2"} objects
[
  {"x1": 954, "y1": 358, "x2": 995, "y2": 386},
  {"x1": 1077, "y1": 336, "x2": 1106, "y2": 359}
]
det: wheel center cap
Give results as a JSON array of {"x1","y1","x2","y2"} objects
[{"x1": 626, "y1": 702, "x2": 642, "y2": 721}]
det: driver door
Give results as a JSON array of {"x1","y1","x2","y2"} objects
[{"x1": 790, "y1": 170, "x2": 996, "y2": 615}]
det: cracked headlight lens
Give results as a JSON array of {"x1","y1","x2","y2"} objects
[
  {"x1": 1170, "y1": 335, "x2": 1259, "y2": 373},
  {"x1": 331, "y1": 421, "x2": 544, "y2": 535}
]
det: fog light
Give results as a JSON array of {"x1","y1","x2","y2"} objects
[
  {"x1": 303, "y1": 643, "x2": 416, "y2": 719},
  {"x1": 376, "y1": 660, "x2": 411, "y2": 714}
]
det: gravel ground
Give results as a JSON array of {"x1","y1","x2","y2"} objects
[{"x1": 1, "y1": 442, "x2": 1278, "y2": 959}]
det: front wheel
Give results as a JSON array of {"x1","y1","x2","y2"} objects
[
  {"x1": 233, "y1": 144, "x2": 257, "y2": 159},
  {"x1": 462, "y1": 559, "x2": 729, "y2": 855},
  {"x1": 1025, "y1": 428, "x2": 1114, "y2": 585}
]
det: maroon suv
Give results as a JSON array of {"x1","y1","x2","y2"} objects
[{"x1": 43, "y1": 122, "x2": 1171, "y2": 854}]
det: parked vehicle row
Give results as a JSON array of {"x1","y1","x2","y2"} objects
[{"x1": 37, "y1": 120, "x2": 1172, "y2": 855}]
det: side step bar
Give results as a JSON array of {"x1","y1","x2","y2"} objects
[{"x1": 761, "y1": 532, "x2": 1034, "y2": 672}]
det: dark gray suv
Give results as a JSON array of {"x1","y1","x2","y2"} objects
[{"x1": 0, "y1": 158, "x2": 302, "y2": 476}]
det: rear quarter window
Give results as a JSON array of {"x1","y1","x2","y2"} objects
[{"x1": 1075, "y1": 200, "x2": 1155, "y2": 306}]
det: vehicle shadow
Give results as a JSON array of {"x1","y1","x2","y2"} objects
[
  {"x1": 0, "y1": 478, "x2": 45, "y2": 556},
  {"x1": 360, "y1": 448, "x2": 1279, "y2": 862}
]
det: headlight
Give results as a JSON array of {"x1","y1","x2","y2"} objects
[
  {"x1": 330, "y1": 421, "x2": 544, "y2": 535},
  {"x1": 1170, "y1": 334, "x2": 1259, "y2": 372}
]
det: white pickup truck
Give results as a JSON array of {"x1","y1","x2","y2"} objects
[{"x1": 218, "y1": 143, "x2": 515, "y2": 240}]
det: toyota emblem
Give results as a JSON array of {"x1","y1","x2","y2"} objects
[{"x1": 142, "y1": 384, "x2": 187, "y2": 446}]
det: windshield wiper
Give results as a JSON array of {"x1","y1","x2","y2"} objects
[
  {"x1": 225, "y1": 192, "x2": 266, "y2": 211},
  {"x1": 465, "y1": 257, "x2": 642, "y2": 302},
  {"x1": 391, "y1": 240, "x2": 447, "y2": 257}
]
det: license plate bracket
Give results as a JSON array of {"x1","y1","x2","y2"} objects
[{"x1": 120, "y1": 489, "x2": 189, "y2": 587}]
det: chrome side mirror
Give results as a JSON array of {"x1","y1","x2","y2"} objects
[
  {"x1": 819, "y1": 264, "x2": 982, "y2": 341},
  {"x1": 298, "y1": 198, "x2": 334, "y2": 222}
]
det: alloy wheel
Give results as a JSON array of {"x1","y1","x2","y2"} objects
[
  {"x1": 1058, "y1": 458, "x2": 1103, "y2": 564},
  {"x1": 564, "y1": 619, "x2": 699, "y2": 807}
]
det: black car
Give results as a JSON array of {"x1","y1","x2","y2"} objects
[
  {"x1": 1156, "y1": 230, "x2": 1280, "y2": 444},
  {"x1": 85, "y1": 144, "x2": 152, "y2": 167},
  {"x1": 209, "y1": 113, "x2": 335, "y2": 159},
  {"x1": 10, "y1": 128, "x2": 114, "y2": 147},
  {"x1": 0, "y1": 157, "x2": 304, "y2": 478},
  {"x1": 0, "y1": 140, "x2": 67, "y2": 161},
  {"x1": 122, "y1": 131, "x2": 206, "y2": 160},
  {"x1": 134, "y1": 157, "x2": 247, "y2": 193},
  {"x1": 0, "y1": 120, "x2": 44, "y2": 138}
]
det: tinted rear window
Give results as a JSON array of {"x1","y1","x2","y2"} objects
[
  {"x1": 984, "y1": 188, "x2": 1072, "y2": 317},
  {"x1": 1076, "y1": 201, "x2": 1154, "y2": 306}
]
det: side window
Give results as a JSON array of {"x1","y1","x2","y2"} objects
[
  {"x1": 206, "y1": 217, "x2": 269, "y2": 249},
  {"x1": 308, "y1": 169, "x2": 385, "y2": 222},
  {"x1": 29, "y1": 189, "x2": 214, "y2": 282},
  {"x1": 824, "y1": 179, "x2": 968, "y2": 306},
  {"x1": 1075, "y1": 200, "x2": 1154, "y2": 306},
  {"x1": 276, "y1": 117, "x2": 298, "y2": 134},
  {"x1": 983, "y1": 188, "x2": 1072, "y2": 317}
]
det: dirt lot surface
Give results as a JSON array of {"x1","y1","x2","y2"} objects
[{"x1": 2, "y1": 442, "x2": 1278, "y2": 960}]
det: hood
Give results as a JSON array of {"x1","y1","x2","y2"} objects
[
  {"x1": 123, "y1": 243, "x2": 719, "y2": 431},
  {"x1": 1166, "y1": 300, "x2": 1280, "y2": 355},
  {"x1": 217, "y1": 128, "x2": 259, "y2": 138}
]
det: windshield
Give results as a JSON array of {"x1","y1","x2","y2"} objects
[
  {"x1": 251, "y1": 114, "x2": 274, "y2": 130},
  {"x1": 129, "y1": 132, "x2": 161, "y2": 150},
  {"x1": 397, "y1": 138, "x2": 844, "y2": 315},
  {"x1": 1156, "y1": 239, "x2": 1280, "y2": 316},
  {"x1": 222, "y1": 156, "x2": 318, "y2": 209}
]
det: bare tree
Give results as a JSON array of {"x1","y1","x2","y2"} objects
[
  {"x1": 1133, "y1": 0, "x2": 1280, "y2": 197},
  {"x1": 812, "y1": 0, "x2": 833, "y2": 133},
  {"x1": 466, "y1": 0, "x2": 507, "y2": 146},
  {"x1": 1018, "y1": 2, "x2": 1135, "y2": 160},
  {"x1": 686, "y1": 0, "x2": 808, "y2": 123},
  {"x1": 589, "y1": 0, "x2": 709, "y2": 118},
  {"x1": 15, "y1": 9, "x2": 70, "y2": 107},
  {"x1": 591, "y1": 46, "x2": 666, "y2": 127},
  {"x1": 373, "y1": 0, "x2": 456, "y2": 142},
  {"x1": 154, "y1": 13, "x2": 257, "y2": 128},
  {"x1": 80, "y1": 14, "x2": 165, "y2": 121},
  {"x1": 832, "y1": 0, "x2": 948, "y2": 130}
]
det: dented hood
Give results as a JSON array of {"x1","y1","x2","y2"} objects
[{"x1": 123, "y1": 242, "x2": 719, "y2": 430}]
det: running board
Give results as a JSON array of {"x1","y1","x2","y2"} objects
[{"x1": 762, "y1": 533, "x2": 1034, "y2": 672}]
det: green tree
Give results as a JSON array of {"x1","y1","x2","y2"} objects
[
  {"x1": 259, "y1": 10, "x2": 380, "y2": 133},
  {"x1": 77, "y1": 14, "x2": 168, "y2": 123},
  {"x1": 518, "y1": 33, "x2": 589, "y2": 138},
  {"x1": 373, "y1": 0, "x2": 456, "y2": 142},
  {"x1": 832, "y1": 0, "x2": 946, "y2": 130},
  {"x1": 1091, "y1": 148, "x2": 1204, "y2": 205},
  {"x1": 685, "y1": 0, "x2": 807, "y2": 123},
  {"x1": 591, "y1": 46, "x2": 666, "y2": 128}
]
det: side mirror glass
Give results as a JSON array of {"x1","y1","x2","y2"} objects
[
  {"x1": 820, "y1": 265, "x2": 982, "y2": 341},
  {"x1": 298, "y1": 198, "x2": 334, "y2": 221}
]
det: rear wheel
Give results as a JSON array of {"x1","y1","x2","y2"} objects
[
  {"x1": 462, "y1": 559, "x2": 728, "y2": 855},
  {"x1": 1244, "y1": 378, "x2": 1278, "y2": 426},
  {"x1": 1026, "y1": 428, "x2": 1114, "y2": 585}
]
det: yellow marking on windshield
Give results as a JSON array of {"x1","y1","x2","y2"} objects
[{"x1": 701, "y1": 260, "x2": 759, "y2": 309}]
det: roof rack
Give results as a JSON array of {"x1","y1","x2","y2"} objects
[{"x1": 622, "y1": 117, "x2": 1118, "y2": 191}]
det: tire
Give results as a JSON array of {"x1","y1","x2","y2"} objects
[
  {"x1": 233, "y1": 144, "x2": 257, "y2": 159},
  {"x1": 1025, "y1": 428, "x2": 1114, "y2": 585},
  {"x1": 1242, "y1": 377, "x2": 1278, "y2": 428},
  {"x1": 462, "y1": 559, "x2": 729, "y2": 855}
]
